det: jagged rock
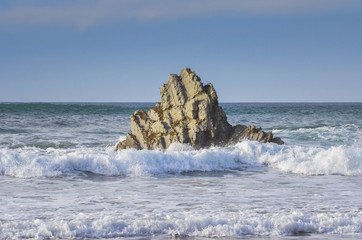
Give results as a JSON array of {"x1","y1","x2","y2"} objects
[
  {"x1": 116, "y1": 68, "x2": 284, "y2": 150},
  {"x1": 227, "y1": 125, "x2": 284, "y2": 145}
]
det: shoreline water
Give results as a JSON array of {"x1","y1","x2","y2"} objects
[{"x1": 0, "y1": 102, "x2": 361, "y2": 239}]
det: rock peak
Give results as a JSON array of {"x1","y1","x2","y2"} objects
[
  {"x1": 117, "y1": 68, "x2": 283, "y2": 150},
  {"x1": 180, "y1": 67, "x2": 193, "y2": 76},
  {"x1": 161, "y1": 68, "x2": 210, "y2": 110}
]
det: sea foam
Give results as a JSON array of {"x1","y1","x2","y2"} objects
[
  {"x1": 1, "y1": 141, "x2": 362, "y2": 178},
  {"x1": 1, "y1": 208, "x2": 361, "y2": 238}
]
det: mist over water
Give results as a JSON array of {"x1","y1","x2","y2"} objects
[{"x1": 0, "y1": 102, "x2": 361, "y2": 239}]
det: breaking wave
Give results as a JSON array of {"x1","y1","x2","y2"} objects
[
  {"x1": 1, "y1": 140, "x2": 362, "y2": 178},
  {"x1": 1, "y1": 209, "x2": 361, "y2": 239}
]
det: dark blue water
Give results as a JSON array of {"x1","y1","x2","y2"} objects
[{"x1": 1, "y1": 102, "x2": 361, "y2": 148}]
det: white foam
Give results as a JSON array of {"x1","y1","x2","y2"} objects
[
  {"x1": 0, "y1": 146, "x2": 239, "y2": 178},
  {"x1": 255, "y1": 144, "x2": 362, "y2": 176},
  {"x1": 166, "y1": 142, "x2": 195, "y2": 152},
  {"x1": 1, "y1": 209, "x2": 361, "y2": 238},
  {"x1": 1, "y1": 141, "x2": 362, "y2": 178},
  {"x1": 118, "y1": 135, "x2": 126, "y2": 142}
]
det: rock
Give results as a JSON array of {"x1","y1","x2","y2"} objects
[
  {"x1": 227, "y1": 125, "x2": 284, "y2": 146},
  {"x1": 116, "y1": 68, "x2": 284, "y2": 150}
]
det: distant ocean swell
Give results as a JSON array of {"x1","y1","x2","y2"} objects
[
  {"x1": 1, "y1": 208, "x2": 361, "y2": 239},
  {"x1": 1, "y1": 141, "x2": 362, "y2": 178}
]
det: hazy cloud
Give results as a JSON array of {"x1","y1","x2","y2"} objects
[{"x1": 1, "y1": 0, "x2": 362, "y2": 29}]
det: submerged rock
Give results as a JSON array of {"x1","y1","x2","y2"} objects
[{"x1": 117, "y1": 68, "x2": 283, "y2": 150}]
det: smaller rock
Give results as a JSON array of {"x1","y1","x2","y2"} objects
[{"x1": 227, "y1": 125, "x2": 284, "y2": 146}]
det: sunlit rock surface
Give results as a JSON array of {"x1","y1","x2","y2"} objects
[{"x1": 117, "y1": 68, "x2": 283, "y2": 150}]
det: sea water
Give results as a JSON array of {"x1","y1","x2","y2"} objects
[{"x1": 0, "y1": 102, "x2": 361, "y2": 239}]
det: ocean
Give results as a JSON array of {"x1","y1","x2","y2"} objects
[{"x1": 0, "y1": 102, "x2": 361, "y2": 239}]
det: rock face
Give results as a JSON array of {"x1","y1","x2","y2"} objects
[{"x1": 117, "y1": 68, "x2": 283, "y2": 150}]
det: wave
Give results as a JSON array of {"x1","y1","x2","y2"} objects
[
  {"x1": 1, "y1": 141, "x2": 362, "y2": 178},
  {"x1": 272, "y1": 124, "x2": 362, "y2": 147},
  {"x1": 1, "y1": 209, "x2": 361, "y2": 238}
]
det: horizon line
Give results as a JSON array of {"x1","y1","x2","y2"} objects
[{"x1": 1, "y1": 101, "x2": 362, "y2": 104}]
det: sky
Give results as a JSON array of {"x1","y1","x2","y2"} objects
[{"x1": 1, "y1": 0, "x2": 362, "y2": 102}]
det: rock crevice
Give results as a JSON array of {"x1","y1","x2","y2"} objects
[{"x1": 117, "y1": 68, "x2": 283, "y2": 150}]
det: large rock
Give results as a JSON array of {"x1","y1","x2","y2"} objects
[{"x1": 117, "y1": 68, "x2": 283, "y2": 150}]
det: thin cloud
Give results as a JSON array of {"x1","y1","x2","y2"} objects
[{"x1": 0, "y1": 0, "x2": 361, "y2": 29}]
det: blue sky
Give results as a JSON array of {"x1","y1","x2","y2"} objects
[{"x1": 1, "y1": 0, "x2": 362, "y2": 102}]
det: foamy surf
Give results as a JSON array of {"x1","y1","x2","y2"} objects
[
  {"x1": 1, "y1": 103, "x2": 362, "y2": 240},
  {"x1": 1, "y1": 141, "x2": 362, "y2": 178},
  {"x1": 1, "y1": 208, "x2": 361, "y2": 239}
]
